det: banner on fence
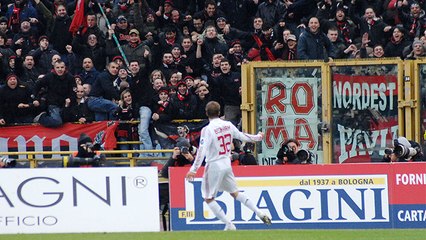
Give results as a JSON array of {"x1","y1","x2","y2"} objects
[
  {"x1": 0, "y1": 167, "x2": 160, "y2": 233},
  {"x1": 258, "y1": 77, "x2": 320, "y2": 165},
  {"x1": 169, "y1": 163, "x2": 426, "y2": 230},
  {"x1": 0, "y1": 121, "x2": 118, "y2": 159},
  {"x1": 332, "y1": 74, "x2": 399, "y2": 163}
]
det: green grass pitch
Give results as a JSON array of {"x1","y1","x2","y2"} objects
[{"x1": 1, "y1": 229, "x2": 425, "y2": 240}]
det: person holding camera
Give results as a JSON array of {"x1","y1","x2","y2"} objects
[
  {"x1": 160, "y1": 138, "x2": 195, "y2": 178},
  {"x1": 382, "y1": 137, "x2": 425, "y2": 162},
  {"x1": 67, "y1": 133, "x2": 104, "y2": 167},
  {"x1": 0, "y1": 156, "x2": 16, "y2": 168},
  {"x1": 275, "y1": 138, "x2": 313, "y2": 164}
]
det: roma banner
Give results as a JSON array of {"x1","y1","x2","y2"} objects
[
  {"x1": 0, "y1": 121, "x2": 118, "y2": 159},
  {"x1": 169, "y1": 163, "x2": 426, "y2": 230},
  {"x1": 332, "y1": 74, "x2": 398, "y2": 163},
  {"x1": 258, "y1": 77, "x2": 320, "y2": 165}
]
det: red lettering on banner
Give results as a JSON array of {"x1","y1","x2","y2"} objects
[
  {"x1": 294, "y1": 118, "x2": 316, "y2": 148},
  {"x1": 265, "y1": 82, "x2": 286, "y2": 113},
  {"x1": 0, "y1": 121, "x2": 118, "y2": 159},
  {"x1": 265, "y1": 116, "x2": 288, "y2": 148},
  {"x1": 292, "y1": 83, "x2": 314, "y2": 114}
]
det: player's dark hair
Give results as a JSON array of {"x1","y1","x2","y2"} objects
[{"x1": 205, "y1": 101, "x2": 220, "y2": 118}]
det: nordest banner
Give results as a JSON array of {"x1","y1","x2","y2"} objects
[
  {"x1": 169, "y1": 163, "x2": 426, "y2": 230},
  {"x1": 0, "y1": 167, "x2": 160, "y2": 233}
]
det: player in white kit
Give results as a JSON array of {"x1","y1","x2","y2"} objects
[{"x1": 186, "y1": 101, "x2": 271, "y2": 230}]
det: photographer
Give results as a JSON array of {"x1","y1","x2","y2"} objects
[
  {"x1": 231, "y1": 140, "x2": 258, "y2": 165},
  {"x1": 275, "y1": 139, "x2": 313, "y2": 165},
  {"x1": 67, "y1": 133, "x2": 104, "y2": 167},
  {"x1": 161, "y1": 138, "x2": 196, "y2": 178},
  {"x1": 383, "y1": 137, "x2": 425, "y2": 162}
]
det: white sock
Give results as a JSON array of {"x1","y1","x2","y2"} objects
[
  {"x1": 207, "y1": 200, "x2": 231, "y2": 224},
  {"x1": 236, "y1": 192, "x2": 263, "y2": 217}
]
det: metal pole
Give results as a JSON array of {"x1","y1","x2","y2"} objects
[{"x1": 97, "y1": 3, "x2": 130, "y2": 67}]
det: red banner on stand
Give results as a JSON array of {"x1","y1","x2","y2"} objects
[{"x1": 0, "y1": 121, "x2": 118, "y2": 153}]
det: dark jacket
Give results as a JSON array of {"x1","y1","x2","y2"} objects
[
  {"x1": 89, "y1": 70, "x2": 120, "y2": 101},
  {"x1": 34, "y1": 71, "x2": 76, "y2": 107},
  {"x1": 169, "y1": 90, "x2": 197, "y2": 120},
  {"x1": 62, "y1": 98, "x2": 95, "y2": 123},
  {"x1": 49, "y1": 15, "x2": 73, "y2": 54},
  {"x1": 0, "y1": 83, "x2": 36, "y2": 124},
  {"x1": 29, "y1": 46, "x2": 59, "y2": 74},
  {"x1": 72, "y1": 34, "x2": 107, "y2": 72},
  {"x1": 151, "y1": 95, "x2": 172, "y2": 123},
  {"x1": 217, "y1": 71, "x2": 242, "y2": 106},
  {"x1": 255, "y1": 0, "x2": 286, "y2": 29},
  {"x1": 297, "y1": 28, "x2": 336, "y2": 60}
]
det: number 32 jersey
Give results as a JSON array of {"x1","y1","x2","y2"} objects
[{"x1": 190, "y1": 118, "x2": 263, "y2": 173}]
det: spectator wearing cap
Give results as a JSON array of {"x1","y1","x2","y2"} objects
[
  {"x1": 298, "y1": 17, "x2": 336, "y2": 61},
  {"x1": 12, "y1": 19, "x2": 38, "y2": 57},
  {"x1": 0, "y1": 74, "x2": 39, "y2": 125},
  {"x1": 227, "y1": 40, "x2": 247, "y2": 71},
  {"x1": 255, "y1": 0, "x2": 286, "y2": 31},
  {"x1": 184, "y1": 75, "x2": 196, "y2": 93},
  {"x1": 47, "y1": 4, "x2": 73, "y2": 56},
  {"x1": 169, "y1": 79, "x2": 197, "y2": 120},
  {"x1": 114, "y1": 67, "x2": 133, "y2": 93},
  {"x1": 29, "y1": 35, "x2": 59, "y2": 74},
  {"x1": 112, "y1": 55, "x2": 125, "y2": 68},
  {"x1": 107, "y1": 28, "x2": 151, "y2": 70},
  {"x1": 5, "y1": 0, "x2": 38, "y2": 34},
  {"x1": 113, "y1": 15, "x2": 132, "y2": 46},
  {"x1": 160, "y1": 138, "x2": 195, "y2": 178},
  {"x1": 385, "y1": 25, "x2": 411, "y2": 58},
  {"x1": 273, "y1": 34, "x2": 298, "y2": 60}
]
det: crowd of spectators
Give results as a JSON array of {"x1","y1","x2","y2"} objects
[{"x1": 0, "y1": 0, "x2": 425, "y2": 153}]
